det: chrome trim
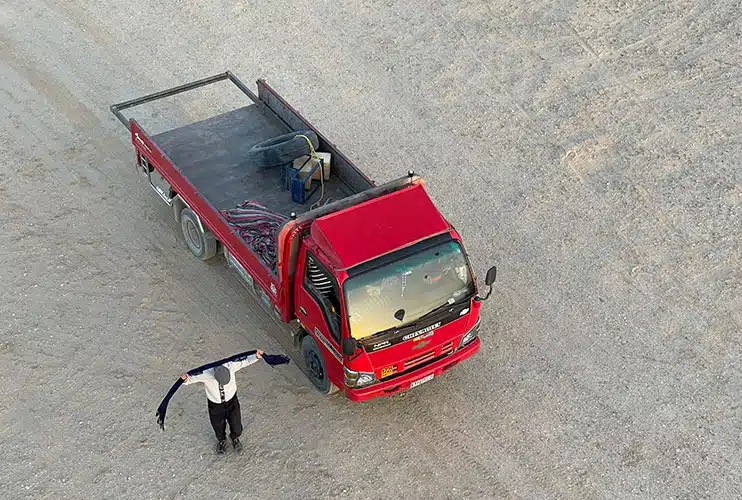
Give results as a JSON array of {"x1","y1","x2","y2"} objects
[{"x1": 314, "y1": 327, "x2": 341, "y2": 362}]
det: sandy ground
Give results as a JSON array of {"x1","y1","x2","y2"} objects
[{"x1": 1, "y1": 1, "x2": 740, "y2": 499}]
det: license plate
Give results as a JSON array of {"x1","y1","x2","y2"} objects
[
  {"x1": 410, "y1": 374, "x2": 434, "y2": 388},
  {"x1": 381, "y1": 366, "x2": 395, "y2": 378}
]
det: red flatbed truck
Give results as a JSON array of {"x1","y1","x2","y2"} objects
[{"x1": 110, "y1": 72, "x2": 497, "y2": 402}]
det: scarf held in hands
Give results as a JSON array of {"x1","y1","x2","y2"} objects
[{"x1": 155, "y1": 350, "x2": 290, "y2": 430}]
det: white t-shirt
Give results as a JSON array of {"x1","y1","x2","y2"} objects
[{"x1": 183, "y1": 354, "x2": 260, "y2": 403}]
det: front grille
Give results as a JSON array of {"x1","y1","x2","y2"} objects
[
  {"x1": 404, "y1": 341, "x2": 454, "y2": 371},
  {"x1": 404, "y1": 349, "x2": 436, "y2": 370},
  {"x1": 382, "y1": 349, "x2": 456, "y2": 382}
]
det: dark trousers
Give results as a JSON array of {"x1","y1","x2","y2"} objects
[{"x1": 207, "y1": 395, "x2": 242, "y2": 442}]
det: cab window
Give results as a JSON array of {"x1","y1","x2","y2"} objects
[{"x1": 304, "y1": 252, "x2": 341, "y2": 342}]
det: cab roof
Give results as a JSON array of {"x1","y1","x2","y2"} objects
[{"x1": 310, "y1": 183, "x2": 450, "y2": 270}]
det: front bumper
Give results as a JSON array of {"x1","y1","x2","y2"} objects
[{"x1": 344, "y1": 337, "x2": 481, "y2": 402}]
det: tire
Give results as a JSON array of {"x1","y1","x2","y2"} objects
[
  {"x1": 246, "y1": 130, "x2": 319, "y2": 168},
  {"x1": 301, "y1": 334, "x2": 331, "y2": 394},
  {"x1": 180, "y1": 207, "x2": 217, "y2": 260}
]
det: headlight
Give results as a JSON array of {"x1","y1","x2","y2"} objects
[
  {"x1": 459, "y1": 319, "x2": 480, "y2": 347},
  {"x1": 344, "y1": 366, "x2": 377, "y2": 388}
]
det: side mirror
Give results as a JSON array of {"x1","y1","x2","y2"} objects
[
  {"x1": 475, "y1": 265, "x2": 497, "y2": 302},
  {"x1": 342, "y1": 337, "x2": 359, "y2": 357},
  {"x1": 485, "y1": 266, "x2": 497, "y2": 286}
]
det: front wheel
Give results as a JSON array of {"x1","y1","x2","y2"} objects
[{"x1": 301, "y1": 335, "x2": 332, "y2": 394}]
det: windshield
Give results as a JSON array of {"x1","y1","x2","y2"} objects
[{"x1": 343, "y1": 240, "x2": 474, "y2": 340}]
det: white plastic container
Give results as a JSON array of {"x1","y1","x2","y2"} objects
[{"x1": 294, "y1": 152, "x2": 332, "y2": 190}]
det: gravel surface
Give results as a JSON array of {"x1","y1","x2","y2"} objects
[{"x1": 1, "y1": 1, "x2": 740, "y2": 499}]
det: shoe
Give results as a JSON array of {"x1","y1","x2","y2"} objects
[
  {"x1": 232, "y1": 438, "x2": 243, "y2": 453},
  {"x1": 215, "y1": 440, "x2": 227, "y2": 455}
]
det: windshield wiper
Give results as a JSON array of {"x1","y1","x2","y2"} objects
[
  {"x1": 396, "y1": 297, "x2": 465, "y2": 332},
  {"x1": 358, "y1": 309, "x2": 441, "y2": 341},
  {"x1": 410, "y1": 299, "x2": 458, "y2": 326},
  {"x1": 357, "y1": 297, "x2": 468, "y2": 342}
]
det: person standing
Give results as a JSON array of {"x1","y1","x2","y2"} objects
[{"x1": 181, "y1": 349, "x2": 264, "y2": 454}]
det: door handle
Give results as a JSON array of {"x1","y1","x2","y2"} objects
[{"x1": 299, "y1": 306, "x2": 307, "y2": 315}]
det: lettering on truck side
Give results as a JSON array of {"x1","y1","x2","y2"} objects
[
  {"x1": 226, "y1": 250, "x2": 254, "y2": 289},
  {"x1": 372, "y1": 340, "x2": 391, "y2": 351}
]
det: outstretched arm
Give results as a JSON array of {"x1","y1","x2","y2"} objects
[
  {"x1": 228, "y1": 350, "x2": 264, "y2": 372},
  {"x1": 181, "y1": 371, "x2": 210, "y2": 385}
]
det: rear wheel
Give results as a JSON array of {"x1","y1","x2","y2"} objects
[
  {"x1": 301, "y1": 335, "x2": 332, "y2": 394},
  {"x1": 180, "y1": 207, "x2": 217, "y2": 260}
]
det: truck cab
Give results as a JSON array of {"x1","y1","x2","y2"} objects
[{"x1": 287, "y1": 180, "x2": 488, "y2": 401}]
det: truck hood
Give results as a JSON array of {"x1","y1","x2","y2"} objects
[{"x1": 358, "y1": 300, "x2": 480, "y2": 380}]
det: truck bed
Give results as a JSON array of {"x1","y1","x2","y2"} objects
[{"x1": 154, "y1": 104, "x2": 355, "y2": 215}]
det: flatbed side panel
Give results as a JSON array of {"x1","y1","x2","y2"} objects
[
  {"x1": 257, "y1": 80, "x2": 375, "y2": 194},
  {"x1": 129, "y1": 118, "x2": 285, "y2": 315}
]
